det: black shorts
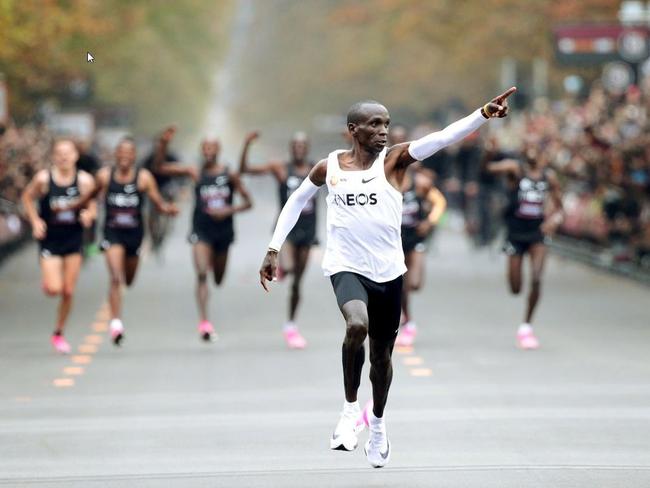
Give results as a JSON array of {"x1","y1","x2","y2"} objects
[
  {"x1": 287, "y1": 225, "x2": 317, "y2": 247},
  {"x1": 330, "y1": 272, "x2": 403, "y2": 340},
  {"x1": 503, "y1": 234, "x2": 547, "y2": 256},
  {"x1": 102, "y1": 228, "x2": 144, "y2": 257},
  {"x1": 39, "y1": 228, "x2": 83, "y2": 258},
  {"x1": 189, "y1": 230, "x2": 234, "y2": 253},
  {"x1": 401, "y1": 228, "x2": 427, "y2": 254}
]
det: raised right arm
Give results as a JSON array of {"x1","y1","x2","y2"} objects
[{"x1": 239, "y1": 131, "x2": 284, "y2": 180}]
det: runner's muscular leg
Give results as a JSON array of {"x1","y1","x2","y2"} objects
[
  {"x1": 289, "y1": 245, "x2": 310, "y2": 321},
  {"x1": 340, "y1": 300, "x2": 368, "y2": 403},
  {"x1": 525, "y1": 243, "x2": 547, "y2": 324},
  {"x1": 193, "y1": 242, "x2": 212, "y2": 322},
  {"x1": 105, "y1": 245, "x2": 126, "y2": 320}
]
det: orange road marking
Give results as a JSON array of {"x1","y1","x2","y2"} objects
[
  {"x1": 93, "y1": 322, "x2": 108, "y2": 332},
  {"x1": 395, "y1": 345, "x2": 413, "y2": 355},
  {"x1": 410, "y1": 368, "x2": 433, "y2": 377},
  {"x1": 14, "y1": 396, "x2": 31, "y2": 402},
  {"x1": 78, "y1": 344, "x2": 98, "y2": 354},
  {"x1": 84, "y1": 335, "x2": 103, "y2": 345},
  {"x1": 71, "y1": 355, "x2": 92, "y2": 365},
  {"x1": 63, "y1": 367, "x2": 84, "y2": 376},
  {"x1": 403, "y1": 356, "x2": 423, "y2": 366},
  {"x1": 53, "y1": 378, "x2": 75, "y2": 387}
]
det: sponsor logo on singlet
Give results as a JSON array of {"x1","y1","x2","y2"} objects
[
  {"x1": 516, "y1": 177, "x2": 547, "y2": 219},
  {"x1": 332, "y1": 193, "x2": 378, "y2": 206},
  {"x1": 108, "y1": 192, "x2": 140, "y2": 208}
]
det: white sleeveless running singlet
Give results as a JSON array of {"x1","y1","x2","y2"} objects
[{"x1": 322, "y1": 148, "x2": 406, "y2": 282}]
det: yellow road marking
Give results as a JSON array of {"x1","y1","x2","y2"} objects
[
  {"x1": 403, "y1": 356, "x2": 423, "y2": 366},
  {"x1": 63, "y1": 367, "x2": 84, "y2": 376},
  {"x1": 84, "y1": 335, "x2": 103, "y2": 345},
  {"x1": 78, "y1": 344, "x2": 98, "y2": 354},
  {"x1": 71, "y1": 355, "x2": 92, "y2": 365},
  {"x1": 53, "y1": 378, "x2": 75, "y2": 387},
  {"x1": 410, "y1": 368, "x2": 433, "y2": 377}
]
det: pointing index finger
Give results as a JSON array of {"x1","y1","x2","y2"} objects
[{"x1": 496, "y1": 86, "x2": 517, "y2": 103}]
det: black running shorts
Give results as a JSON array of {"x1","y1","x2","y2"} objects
[
  {"x1": 330, "y1": 272, "x2": 403, "y2": 340},
  {"x1": 503, "y1": 234, "x2": 547, "y2": 256},
  {"x1": 102, "y1": 228, "x2": 144, "y2": 257},
  {"x1": 39, "y1": 228, "x2": 83, "y2": 258}
]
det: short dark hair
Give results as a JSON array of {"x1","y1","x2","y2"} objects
[
  {"x1": 51, "y1": 137, "x2": 77, "y2": 152},
  {"x1": 347, "y1": 100, "x2": 385, "y2": 125},
  {"x1": 117, "y1": 136, "x2": 136, "y2": 148}
]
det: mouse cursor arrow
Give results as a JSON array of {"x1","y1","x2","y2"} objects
[{"x1": 87, "y1": 52, "x2": 94, "y2": 63}]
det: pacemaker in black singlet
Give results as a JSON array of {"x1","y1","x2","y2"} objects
[
  {"x1": 503, "y1": 166, "x2": 549, "y2": 255},
  {"x1": 38, "y1": 171, "x2": 83, "y2": 257},
  {"x1": 279, "y1": 165, "x2": 317, "y2": 247},
  {"x1": 401, "y1": 179, "x2": 429, "y2": 254},
  {"x1": 101, "y1": 168, "x2": 145, "y2": 256},
  {"x1": 189, "y1": 169, "x2": 235, "y2": 252}
]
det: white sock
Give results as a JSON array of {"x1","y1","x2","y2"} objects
[
  {"x1": 343, "y1": 400, "x2": 360, "y2": 414},
  {"x1": 110, "y1": 318, "x2": 124, "y2": 331},
  {"x1": 518, "y1": 323, "x2": 533, "y2": 335},
  {"x1": 369, "y1": 411, "x2": 386, "y2": 431},
  {"x1": 283, "y1": 321, "x2": 296, "y2": 331}
]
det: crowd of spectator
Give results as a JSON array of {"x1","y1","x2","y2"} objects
[
  {"x1": 502, "y1": 77, "x2": 650, "y2": 267},
  {"x1": 421, "y1": 77, "x2": 650, "y2": 270},
  {"x1": 0, "y1": 123, "x2": 53, "y2": 247}
]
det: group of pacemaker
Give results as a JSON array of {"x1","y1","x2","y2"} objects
[{"x1": 21, "y1": 121, "x2": 558, "y2": 355}]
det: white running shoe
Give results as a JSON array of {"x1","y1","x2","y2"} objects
[
  {"x1": 330, "y1": 403, "x2": 363, "y2": 451},
  {"x1": 364, "y1": 413, "x2": 391, "y2": 468},
  {"x1": 110, "y1": 319, "x2": 124, "y2": 346}
]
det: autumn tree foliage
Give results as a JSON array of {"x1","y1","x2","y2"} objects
[{"x1": 0, "y1": 0, "x2": 232, "y2": 133}]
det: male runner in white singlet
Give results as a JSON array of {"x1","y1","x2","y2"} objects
[{"x1": 259, "y1": 87, "x2": 516, "y2": 468}]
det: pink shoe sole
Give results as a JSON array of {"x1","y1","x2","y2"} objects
[
  {"x1": 283, "y1": 330, "x2": 307, "y2": 349},
  {"x1": 517, "y1": 334, "x2": 539, "y2": 350},
  {"x1": 50, "y1": 336, "x2": 71, "y2": 354}
]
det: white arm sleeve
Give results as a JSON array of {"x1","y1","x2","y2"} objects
[
  {"x1": 408, "y1": 109, "x2": 488, "y2": 161},
  {"x1": 268, "y1": 177, "x2": 320, "y2": 251}
]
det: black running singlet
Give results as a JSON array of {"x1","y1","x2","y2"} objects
[
  {"x1": 192, "y1": 169, "x2": 234, "y2": 236},
  {"x1": 105, "y1": 169, "x2": 144, "y2": 231},
  {"x1": 504, "y1": 167, "x2": 549, "y2": 240},
  {"x1": 401, "y1": 181, "x2": 428, "y2": 229},
  {"x1": 39, "y1": 171, "x2": 82, "y2": 231},
  {"x1": 38, "y1": 170, "x2": 83, "y2": 256},
  {"x1": 279, "y1": 164, "x2": 317, "y2": 246}
]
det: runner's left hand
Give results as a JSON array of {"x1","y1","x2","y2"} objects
[
  {"x1": 79, "y1": 209, "x2": 94, "y2": 228},
  {"x1": 259, "y1": 250, "x2": 278, "y2": 292},
  {"x1": 416, "y1": 220, "x2": 434, "y2": 237},
  {"x1": 162, "y1": 203, "x2": 179, "y2": 216}
]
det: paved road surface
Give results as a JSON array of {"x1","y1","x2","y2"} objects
[{"x1": 1, "y1": 177, "x2": 649, "y2": 487}]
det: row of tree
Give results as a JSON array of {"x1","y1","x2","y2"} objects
[
  {"x1": 0, "y1": 0, "x2": 233, "y2": 135},
  {"x1": 230, "y1": 0, "x2": 619, "y2": 142}
]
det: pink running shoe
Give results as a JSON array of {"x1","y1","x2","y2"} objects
[
  {"x1": 198, "y1": 320, "x2": 216, "y2": 342},
  {"x1": 517, "y1": 325, "x2": 539, "y2": 350},
  {"x1": 357, "y1": 400, "x2": 373, "y2": 431},
  {"x1": 51, "y1": 334, "x2": 71, "y2": 354},
  {"x1": 283, "y1": 325, "x2": 307, "y2": 349},
  {"x1": 396, "y1": 322, "x2": 417, "y2": 347}
]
